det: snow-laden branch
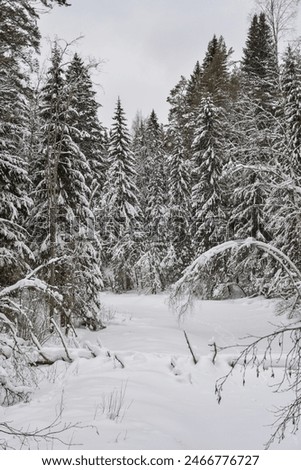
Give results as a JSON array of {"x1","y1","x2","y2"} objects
[
  {"x1": 170, "y1": 238, "x2": 301, "y2": 316},
  {"x1": 24, "y1": 256, "x2": 67, "y2": 280},
  {"x1": 0, "y1": 277, "x2": 62, "y2": 303}
]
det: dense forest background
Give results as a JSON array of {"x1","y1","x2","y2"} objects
[{"x1": 1, "y1": 0, "x2": 301, "y2": 333}]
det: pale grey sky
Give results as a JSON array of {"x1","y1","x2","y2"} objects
[{"x1": 38, "y1": 0, "x2": 301, "y2": 127}]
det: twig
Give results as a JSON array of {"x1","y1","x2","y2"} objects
[
  {"x1": 114, "y1": 354, "x2": 125, "y2": 369},
  {"x1": 209, "y1": 341, "x2": 218, "y2": 365},
  {"x1": 0, "y1": 414, "x2": 93, "y2": 449},
  {"x1": 183, "y1": 330, "x2": 198, "y2": 365}
]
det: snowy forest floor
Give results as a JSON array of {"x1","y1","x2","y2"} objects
[{"x1": 2, "y1": 292, "x2": 301, "y2": 450}]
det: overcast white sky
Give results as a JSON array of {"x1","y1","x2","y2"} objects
[{"x1": 38, "y1": 0, "x2": 301, "y2": 128}]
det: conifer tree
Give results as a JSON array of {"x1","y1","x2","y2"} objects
[
  {"x1": 166, "y1": 123, "x2": 192, "y2": 281},
  {"x1": 166, "y1": 75, "x2": 189, "y2": 152},
  {"x1": 242, "y1": 13, "x2": 276, "y2": 79},
  {"x1": 104, "y1": 98, "x2": 140, "y2": 290},
  {"x1": 168, "y1": 36, "x2": 234, "y2": 172},
  {"x1": 186, "y1": 61, "x2": 203, "y2": 111},
  {"x1": 224, "y1": 17, "x2": 278, "y2": 291},
  {"x1": 66, "y1": 53, "x2": 107, "y2": 206},
  {"x1": 201, "y1": 35, "x2": 233, "y2": 106},
  {"x1": 0, "y1": 0, "x2": 40, "y2": 286},
  {"x1": 255, "y1": 0, "x2": 300, "y2": 62},
  {"x1": 266, "y1": 46, "x2": 301, "y2": 270},
  {"x1": 191, "y1": 96, "x2": 226, "y2": 255},
  {"x1": 141, "y1": 111, "x2": 167, "y2": 239},
  {"x1": 133, "y1": 111, "x2": 169, "y2": 292},
  {"x1": 281, "y1": 46, "x2": 301, "y2": 179},
  {"x1": 29, "y1": 44, "x2": 103, "y2": 326},
  {"x1": 228, "y1": 12, "x2": 279, "y2": 246},
  {"x1": 241, "y1": 12, "x2": 278, "y2": 111}
]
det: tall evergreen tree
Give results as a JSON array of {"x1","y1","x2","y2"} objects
[
  {"x1": 133, "y1": 111, "x2": 169, "y2": 292},
  {"x1": 29, "y1": 44, "x2": 103, "y2": 326},
  {"x1": 224, "y1": 15, "x2": 279, "y2": 291},
  {"x1": 241, "y1": 12, "x2": 278, "y2": 111},
  {"x1": 255, "y1": 0, "x2": 300, "y2": 62},
  {"x1": 201, "y1": 35, "x2": 233, "y2": 106},
  {"x1": 0, "y1": 0, "x2": 40, "y2": 286},
  {"x1": 186, "y1": 61, "x2": 203, "y2": 111},
  {"x1": 66, "y1": 53, "x2": 107, "y2": 207},
  {"x1": 103, "y1": 98, "x2": 140, "y2": 290},
  {"x1": 141, "y1": 111, "x2": 167, "y2": 239},
  {"x1": 266, "y1": 46, "x2": 301, "y2": 270},
  {"x1": 228, "y1": 11, "x2": 279, "y2": 246},
  {"x1": 166, "y1": 123, "x2": 192, "y2": 281},
  {"x1": 242, "y1": 13, "x2": 276, "y2": 79},
  {"x1": 166, "y1": 75, "x2": 189, "y2": 146},
  {"x1": 191, "y1": 96, "x2": 226, "y2": 255},
  {"x1": 281, "y1": 46, "x2": 301, "y2": 179}
]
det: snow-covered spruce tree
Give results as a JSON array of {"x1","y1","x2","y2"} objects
[
  {"x1": 265, "y1": 46, "x2": 301, "y2": 275},
  {"x1": 133, "y1": 111, "x2": 169, "y2": 292},
  {"x1": 169, "y1": 36, "x2": 235, "y2": 170},
  {"x1": 64, "y1": 53, "x2": 106, "y2": 327},
  {"x1": 166, "y1": 75, "x2": 193, "y2": 159},
  {"x1": 281, "y1": 46, "x2": 301, "y2": 180},
  {"x1": 224, "y1": 91, "x2": 278, "y2": 294},
  {"x1": 242, "y1": 13, "x2": 277, "y2": 80},
  {"x1": 66, "y1": 53, "x2": 108, "y2": 202},
  {"x1": 186, "y1": 61, "x2": 203, "y2": 111},
  {"x1": 191, "y1": 96, "x2": 226, "y2": 254},
  {"x1": 165, "y1": 122, "x2": 192, "y2": 283},
  {"x1": 241, "y1": 12, "x2": 279, "y2": 118},
  {"x1": 0, "y1": 0, "x2": 41, "y2": 287},
  {"x1": 29, "y1": 44, "x2": 103, "y2": 328},
  {"x1": 103, "y1": 98, "x2": 140, "y2": 291},
  {"x1": 65, "y1": 54, "x2": 107, "y2": 310},
  {"x1": 189, "y1": 96, "x2": 228, "y2": 297},
  {"x1": 223, "y1": 13, "x2": 281, "y2": 295},
  {"x1": 226, "y1": 100, "x2": 274, "y2": 242}
]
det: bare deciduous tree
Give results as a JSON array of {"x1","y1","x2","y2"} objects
[{"x1": 255, "y1": 0, "x2": 300, "y2": 58}]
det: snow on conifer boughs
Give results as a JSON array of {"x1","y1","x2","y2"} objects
[
  {"x1": 241, "y1": 12, "x2": 278, "y2": 112},
  {"x1": 0, "y1": 0, "x2": 40, "y2": 286},
  {"x1": 133, "y1": 111, "x2": 169, "y2": 292},
  {"x1": 227, "y1": 12, "x2": 279, "y2": 242},
  {"x1": 0, "y1": 61, "x2": 33, "y2": 285},
  {"x1": 281, "y1": 46, "x2": 301, "y2": 178},
  {"x1": 191, "y1": 96, "x2": 226, "y2": 255},
  {"x1": 165, "y1": 123, "x2": 192, "y2": 281},
  {"x1": 0, "y1": 0, "x2": 40, "y2": 60},
  {"x1": 143, "y1": 111, "x2": 167, "y2": 227},
  {"x1": 103, "y1": 98, "x2": 140, "y2": 290},
  {"x1": 65, "y1": 54, "x2": 107, "y2": 199},
  {"x1": 29, "y1": 44, "x2": 103, "y2": 325},
  {"x1": 104, "y1": 98, "x2": 139, "y2": 238},
  {"x1": 266, "y1": 46, "x2": 301, "y2": 270}
]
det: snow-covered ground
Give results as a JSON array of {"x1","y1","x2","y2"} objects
[{"x1": 1, "y1": 293, "x2": 301, "y2": 450}]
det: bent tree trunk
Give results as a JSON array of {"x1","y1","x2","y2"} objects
[{"x1": 170, "y1": 237, "x2": 301, "y2": 317}]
